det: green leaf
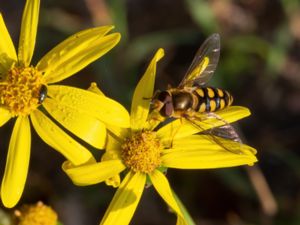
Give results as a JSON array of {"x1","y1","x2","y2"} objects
[{"x1": 184, "y1": 0, "x2": 218, "y2": 33}]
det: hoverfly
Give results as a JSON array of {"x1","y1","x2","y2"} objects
[{"x1": 151, "y1": 33, "x2": 242, "y2": 152}]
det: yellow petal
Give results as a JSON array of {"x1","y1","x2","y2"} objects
[
  {"x1": 104, "y1": 174, "x2": 121, "y2": 188},
  {"x1": 162, "y1": 135, "x2": 257, "y2": 169},
  {"x1": 0, "y1": 13, "x2": 17, "y2": 72},
  {"x1": 87, "y1": 82, "x2": 105, "y2": 95},
  {"x1": 157, "y1": 106, "x2": 250, "y2": 144},
  {"x1": 105, "y1": 135, "x2": 122, "y2": 156},
  {"x1": 1, "y1": 116, "x2": 31, "y2": 208},
  {"x1": 37, "y1": 26, "x2": 114, "y2": 73},
  {"x1": 130, "y1": 48, "x2": 164, "y2": 132},
  {"x1": 101, "y1": 134, "x2": 122, "y2": 188},
  {"x1": 143, "y1": 111, "x2": 164, "y2": 131},
  {"x1": 30, "y1": 109, "x2": 93, "y2": 165},
  {"x1": 87, "y1": 82, "x2": 130, "y2": 138},
  {"x1": 100, "y1": 171, "x2": 146, "y2": 225},
  {"x1": 106, "y1": 125, "x2": 129, "y2": 141},
  {"x1": 0, "y1": 107, "x2": 11, "y2": 127},
  {"x1": 47, "y1": 85, "x2": 130, "y2": 127},
  {"x1": 43, "y1": 98, "x2": 106, "y2": 149},
  {"x1": 37, "y1": 27, "x2": 120, "y2": 83},
  {"x1": 62, "y1": 159, "x2": 126, "y2": 186},
  {"x1": 149, "y1": 170, "x2": 187, "y2": 225},
  {"x1": 18, "y1": 0, "x2": 40, "y2": 66},
  {"x1": 100, "y1": 153, "x2": 122, "y2": 188}
]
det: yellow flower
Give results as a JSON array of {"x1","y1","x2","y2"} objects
[
  {"x1": 63, "y1": 49, "x2": 257, "y2": 225},
  {"x1": 14, "y1": 201, "x2": 57, "y2": 225},
  {"x1": 0, "y1": 0, "x2": 129, "y2": 208}
]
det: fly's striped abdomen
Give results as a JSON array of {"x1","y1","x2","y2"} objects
[{"x1": 194, "y1": 87, "x2": 233, "y2": 112}]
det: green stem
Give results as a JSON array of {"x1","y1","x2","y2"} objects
[{"x1": 172, "y1": 190, "x2": 196, "y2": 225}]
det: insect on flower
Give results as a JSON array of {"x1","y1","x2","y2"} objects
[
  {"x1": 0, "y1": 0, "x2": 129, "y2": 209},
  {"x1": 151, "y1": 33, "x2": 243, "y2": 153},
  {"x1": 38, "y1": 84, "x2": 48, "y2": 104},
  {"x1": 62, "y1": 49, "x2": 257, "y2": 225}
]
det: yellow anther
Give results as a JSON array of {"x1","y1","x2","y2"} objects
[
  {"x1": 0, "y1": 66, "x2": 45, "y2": 116},
  {"x1": 14, "y1": 201, "x2": 58, "y2": 225},
  {"x1": 121, "y1": 131, "x2": 162, "y2": 174}
]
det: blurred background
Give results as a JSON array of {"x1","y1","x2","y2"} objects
[{"x1": 0, "y1": 0, "x2": 300, "y2": 224}]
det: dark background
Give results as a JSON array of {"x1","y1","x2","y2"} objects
[{"x1": 0, "y1": 0, "x2": 300, "y2": 224}]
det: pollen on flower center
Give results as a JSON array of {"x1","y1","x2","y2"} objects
[
  {"x1": 121, "y1": 131, "x2": 162, "y2": 174},
  {"x1": 0, "y1": 66, "x2": 45, "y2": 116},
  {"x1": 14, "y1": 201, "x2": 58, "y2": 225}
]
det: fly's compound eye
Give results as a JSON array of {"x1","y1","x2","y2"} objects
[
  {"x1": 161, "y1": 102, "x2": 174, "y2": 117},
  {"x1": 38, "y1": 84, "x2": 48, "y2": 104},
  {"x1": 152, "y1": 91, "x2": 173, "y2": 117},
  {"x1": 157, "y1": 91, "x2": 172, "y2": 104}
]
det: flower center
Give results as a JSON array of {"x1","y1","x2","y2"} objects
[
  {"x1": 14, "y1": 201, "x2": 58, "y2": 225},
  {"x1": 0, "y1": 65, "x2": 45, "y2": 116},
  {"x1": 121, "y1": 131, "x2": 162, "y2": 174}
]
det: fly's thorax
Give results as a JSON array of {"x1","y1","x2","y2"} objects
[
  {"x1": 193, "y1": 86, "x2": 233, "y2": 112},
  {"x1": 171, "y1": 89, "x2": 195, "y2": 112}
]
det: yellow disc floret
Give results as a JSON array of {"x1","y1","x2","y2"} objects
[
  {"x1": 14, "y1": 201, "x2": 58, "y2": 225},
  {"x1": 121, "y1": 131, "x2": 162, "y2": 174},
  {"x1": 0, "y1": 66, "x2": 45, "y2": 116}
]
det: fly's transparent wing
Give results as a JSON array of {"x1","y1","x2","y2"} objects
[
  {"x1": 184, "y1": 112, "x2": 246, "y2": 155},
  {"x1": 210, "y1": 124, "x2": 242, "y2": 143},
  {"x1": 178, "y1": 33, "x2": 220, "y2": 88}
]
